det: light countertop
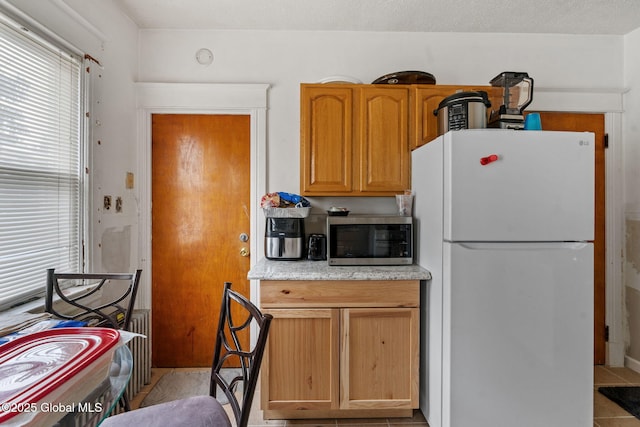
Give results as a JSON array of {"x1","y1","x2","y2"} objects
[{"x1": 247, "y1": 258, "x2": 431, "y2": 281}]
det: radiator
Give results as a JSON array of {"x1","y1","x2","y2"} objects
[
  {"x1": 105, "y1": 309, "x2": 151, "y2": 418},
  {"x1": 126, "y1": 309, "x2": 151, "y2": 399}
]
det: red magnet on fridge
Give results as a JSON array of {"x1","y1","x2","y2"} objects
[{"x1": 480, "y1": 154, "x2": 499, "y2": 165}]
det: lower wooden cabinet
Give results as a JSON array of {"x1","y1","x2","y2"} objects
[
  {"x1": 261, "y1": 308, "x2": 340, "y2": 411},
  {"x1": 341, "y1": 308, "x2": 419, "y2": 410},
  {"x1": 259, "y1": 280, "x2": 420, "y2": 419}
]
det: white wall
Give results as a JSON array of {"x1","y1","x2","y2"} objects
[
  {"x1": 624, "y1": 26, "x2": 640, "y2": 240},
  {"x1": 623, "y1": 27, "x2": 640, "y2": 361},
  {"x1": 64, "y1": 0, "x2": 140, "y2": 274},
  {"x1": 137, "y1": 30, "x2": 624, "y2": 203}
]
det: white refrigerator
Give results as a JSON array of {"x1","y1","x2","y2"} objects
[{"x1": 412, "y1": 129, "x2": 594, "y2": 427}]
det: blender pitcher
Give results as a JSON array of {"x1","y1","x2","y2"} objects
[{"x1": 488, "y1": 71, "x2": 534, "y2": 129}]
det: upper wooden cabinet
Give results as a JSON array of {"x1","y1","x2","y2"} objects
[
  {"x1": 300, "y1": 83, "x2": 500, "y2": 196},
  {"x1": 358, "y1": 87, "x2": 411, "y2": 194},
  {"x1": 300, "y1": 85, "x2": 354, "y2": 194},
  {"x1": 300, "y1": 84, "x2": 410, "y2": 196},
  {"x1": 412, "y1": 85, "x2": 502, "y2": 149}
]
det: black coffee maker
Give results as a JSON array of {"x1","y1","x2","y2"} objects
[{"x1": 307, "y1": 234, "x2": 327, "y2": 261}]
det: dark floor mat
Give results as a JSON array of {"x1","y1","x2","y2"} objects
[{"x1": 599, "y1": 386, "x2": 640, "y2": 419}]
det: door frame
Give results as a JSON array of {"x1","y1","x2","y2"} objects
[
  {"x1": 530, "y1": 87, "x2": 625, "y2": 367},
  {"x1": 134, "y1": 83, "x2": 269, "y2": 317}
]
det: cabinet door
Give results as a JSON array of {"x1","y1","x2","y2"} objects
[
  {"x1": 300, "y1": 85, "x2": 354, "y2": 195},
  {"x1": 358, "y1": 87, "x2": 410, "y2": 193},
  {"x1": 262, "y1": 308, "x2": 340, "y2": 411},
  {"x1": 340, "y1": 308, "x2": 419, "y2": 410},
  {"x1": 412, "y1": 85, "x2": 502, "y2": 149}
]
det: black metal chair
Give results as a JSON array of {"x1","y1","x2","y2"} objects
[
  {"x1": 101, "y1": 282, "x2": 273, "y2": 427},
  {"x1": 45, "y1": 268, "x2": 143, "y2": 331},
  {"x1": 45, "y1": 268, "x2": 143, "y2": 411}
]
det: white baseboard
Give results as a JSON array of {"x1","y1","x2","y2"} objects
[
  {"x1": 608, "y1": 341, "x2": 626, "y2": 367},
  {"x1": 625, "y1": 355, "x2": 640, "y2": 374}
]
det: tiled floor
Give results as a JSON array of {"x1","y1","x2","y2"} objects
[
  {"x1": 130, "y1": 367, "x2": 429, "y2": 427},
  {"x1": 594, "y1": 366, "x2": 640, "y2": 426},
  {"x1": 130, "y1": 366, "x2": 640, "y2": 427}
]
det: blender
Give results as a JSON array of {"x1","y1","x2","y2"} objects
[{"x1": 488, "y1": 71, "x2": 534, "y2": 129}]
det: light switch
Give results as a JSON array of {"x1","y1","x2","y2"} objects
[{"x1": 126, "y1": 172, "x2": 134, "y2": 189}]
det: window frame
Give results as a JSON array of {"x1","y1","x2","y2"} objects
[{"x1": 0, "y1": 11, "x2": 89, "y2": 311}]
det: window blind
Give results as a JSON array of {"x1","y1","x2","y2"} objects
[{"x1": 0, "y1": 15, "x2": 84, "y2": 310}]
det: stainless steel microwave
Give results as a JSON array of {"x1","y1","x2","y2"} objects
[{"x1": 327, "y1": 215, "x2": 413, "y2": 266}]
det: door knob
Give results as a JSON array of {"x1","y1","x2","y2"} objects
[{"x1": 240, "y1": 247, "x2": 250, "y2": 257}]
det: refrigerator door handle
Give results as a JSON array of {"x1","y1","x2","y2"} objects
[
  {"x1": 479, "y1": 154, "x2": 499, "y2": 165},
  {"x1": 455, "y1": 242, "x2": 590, "y2": 250}
]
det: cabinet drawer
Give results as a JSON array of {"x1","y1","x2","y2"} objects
[{"x1": 260, "y1": 280, "x2": 419, "y2": 308}]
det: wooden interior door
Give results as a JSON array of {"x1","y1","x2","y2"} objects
[
  {"x1": 151, "y1": 114, "x2": 251, "y2": 367},
  {"x1": 530, "y1": 112, "x2": 606, "y2": 364}
]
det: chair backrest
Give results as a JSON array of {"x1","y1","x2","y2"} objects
[
  {"x1": 45, "y1": 269, "x2": 142, "y2": 331},
  {"x1": 210, "y1": 282, "x2": 273, "y2": 427}
]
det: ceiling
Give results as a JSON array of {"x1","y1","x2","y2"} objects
[{"x1": 114, "y1": 0, "x2": 640, "y2": 35}]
